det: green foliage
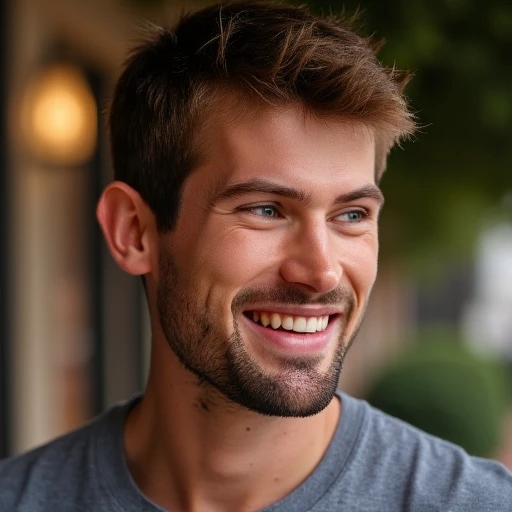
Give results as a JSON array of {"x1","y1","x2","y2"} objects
[{"x1": 365, "y1": 332, "x2": 510, "y2": 457}]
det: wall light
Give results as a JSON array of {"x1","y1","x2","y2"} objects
[{"x1": 21, "y1": 64, "x2": 97, "y2": 166}]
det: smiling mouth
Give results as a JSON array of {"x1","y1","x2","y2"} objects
[{"x1": 244, "y1": 311, "x2": 334, "y2": 333}]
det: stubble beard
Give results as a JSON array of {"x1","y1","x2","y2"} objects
[{"x1": 156, "y1": 251, "x2": 362, "y2": 417}]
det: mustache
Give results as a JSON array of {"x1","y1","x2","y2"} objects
[{"x1": 232, "y1": 285, "x2": 355, "y2": 312}]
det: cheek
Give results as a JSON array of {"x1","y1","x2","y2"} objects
[
  {"x1": 340, "y1": 236, "x2": 379, "y2": 294},
  {"x1": 192, "y1": 226, "x2": 283, "y2": 289}
]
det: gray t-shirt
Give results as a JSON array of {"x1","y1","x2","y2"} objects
[{"x1": 1, "y1": 392, "x2": 511, "y2": 511}]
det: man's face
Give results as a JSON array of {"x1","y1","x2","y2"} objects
[{"x1": 155, "y1": 105, "x2": 381, "y2": 417}]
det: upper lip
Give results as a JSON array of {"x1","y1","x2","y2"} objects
[{"x1": 242, "y1": 305, "x2": 343, "y2": 317}]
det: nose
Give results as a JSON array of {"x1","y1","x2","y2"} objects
[{"x1": 279, "y1": 221, "x2": 342, "y2": 294}]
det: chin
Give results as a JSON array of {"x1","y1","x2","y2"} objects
[{"x1": 210, "y1": 330, "x2": 346, "y2": 418}]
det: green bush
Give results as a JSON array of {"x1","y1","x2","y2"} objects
[{"x1": 366, "y1": 336, "x2": 510, "y2": 457}]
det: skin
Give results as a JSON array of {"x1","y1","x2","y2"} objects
[{"x1": 97, "y1": 104, "x2": 382, "y2": 511}]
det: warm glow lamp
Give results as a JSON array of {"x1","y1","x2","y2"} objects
[{"x1": 21, "y1": 65, "x2": 97, "y2": 166}]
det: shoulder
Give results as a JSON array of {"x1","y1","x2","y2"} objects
[
  {"x1": 0, "y1": 419, "x2": 99, "y2": 511},
  {"x1": 0, "y1": 398, "x2": 133, "y2": 512},
  {"x1": 338, "y1": 394, "x2": 512, "y2": 511}
]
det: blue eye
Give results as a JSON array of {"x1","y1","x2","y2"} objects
[
  {"x1": 250, "y1": 205, "x2": 279, "y2": 217},
  {"x1": 338, "y1": 210, "x2": 367, "y2": 223}
]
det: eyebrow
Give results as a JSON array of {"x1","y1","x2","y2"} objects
[
  {"x1": 210, "y1": 178, "x2": 384, "y2": 208},
  {"x1": 334, "y1": 185, "x2": 385, "y2": 207},
  {"x1": 210, "y1": 178, "x2": 312, "y2": 206}
]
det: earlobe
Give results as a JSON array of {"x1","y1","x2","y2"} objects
[{"x1": 96, "y1": 181, "x2": 154, "y2": 276}]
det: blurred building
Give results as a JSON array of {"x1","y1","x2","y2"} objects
[
  {"x1": 1, "y1": 0, "x2": 154, "y2": 457},
  {"x1": 462, "y1": 223, "x2": 512, "y2": 361}
]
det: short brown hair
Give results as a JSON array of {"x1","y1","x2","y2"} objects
[{"x1": 109, "y1": 1, "x2": 415, "y2": 231}]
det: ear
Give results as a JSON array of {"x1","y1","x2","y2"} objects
[{"x1": 96, "y1": 181, "x2": 155, "y2": 276}]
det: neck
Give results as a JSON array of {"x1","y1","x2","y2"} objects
[{"x1": 124, "y1": 353, "x2": 341, "y2": 512}]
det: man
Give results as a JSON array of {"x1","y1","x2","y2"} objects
[{"x1": 1, "y1": 2, "x2": 511, "y2": 511}]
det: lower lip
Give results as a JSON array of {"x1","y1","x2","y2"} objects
[{"x1": 241, "y1": 314, "x2": 339, "y2": 356}]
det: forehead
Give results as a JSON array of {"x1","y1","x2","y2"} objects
[{"x1": 193, "y1": 103, "x2": 376, "y2": 199}]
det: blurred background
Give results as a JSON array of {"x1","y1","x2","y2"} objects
[{"x1": 0, "y1": 0, "x2": 510, "y2": 466}]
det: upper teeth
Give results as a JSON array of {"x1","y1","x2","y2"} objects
[{"x1": 251, "y1": 311, "x2": 329, "y2": 333}]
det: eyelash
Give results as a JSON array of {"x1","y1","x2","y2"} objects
[{"x1": 234, "y1": 205, "x2": 282, "y2": 222}]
